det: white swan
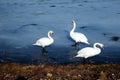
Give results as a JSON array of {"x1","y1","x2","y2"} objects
[
  {"x1": 70, "y1": 20, "x2": 89, "y2": 46},
  {"x1": 33, "y1": 30, "x2": 54, "y2": 52},
  {"x1": 75, "y1": 43, "x2": 104, "y2": 58}
]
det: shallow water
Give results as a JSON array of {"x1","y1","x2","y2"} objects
[{"x1": 0, "y1": 0, "x2": 120, "y2": 64}]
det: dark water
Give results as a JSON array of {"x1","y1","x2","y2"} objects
[
  {"x1": 0, "y1": 0, "x2": 120, "y2": 64},
  {"x1": 0, "y1": 44, "x2": 120, "y2": 64}
]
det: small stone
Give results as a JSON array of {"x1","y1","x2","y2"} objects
[
  {"x1": 99, "y1": 71, "x2": 106, "y2": 80},
  {"x1": 5, "y1": 74, "x2": 10, "y2": 78},
  {"x1": 112, "y1": 73, "x2": 115, "y2": 76},
  {"x1": 67, "y1": 74, "x2": 70, "y2": 76},
  {"x1": 47, "y1": 73, "x2": 52, "y2": 78},
  {"x1": 78, "y1": 74, "x2": 81, "y2": 77}
]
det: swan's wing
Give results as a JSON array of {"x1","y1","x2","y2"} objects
[
  {"x1": 36, "y1": 37, "x2": 50, "y2": 43},
  {"x1": 75, "y1": 32, "x2": 87, "y2": 39},
  {"x1": 73, "y1": 32, "x2": 88, "y2": 41},
  {"x1": 77, "y1": 47, "x2": 95, "y2": 55},
  {"x1": 77, "y1": 47, "x2": 98, "y2": 58}
]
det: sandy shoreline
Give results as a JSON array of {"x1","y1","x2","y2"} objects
[{"x1": 0, "y1": 63, "x2": 120, "y2": 80}]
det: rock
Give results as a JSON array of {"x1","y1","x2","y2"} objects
[
  {"x1": 99, "y1": 71, "x2": 107, "y2": 80},
  {"x1": 47, "y1": 73, "x2": 52, "y2": 78}
]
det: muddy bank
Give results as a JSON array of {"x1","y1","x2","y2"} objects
[{"x1": 0, "y1": 63, "x2": 120, "y2": 80}]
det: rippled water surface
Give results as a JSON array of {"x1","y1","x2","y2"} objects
[{"x1": 0, "y1": 0, "x2": 120, "y2": 64}]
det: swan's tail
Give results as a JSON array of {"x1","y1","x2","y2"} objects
[
  {"x1": 75, "y1": 54, "x2": 84, "y2": 58},
  {"x1": 85, "y1": 41, "x2": 90, "y2": 45},
  {"x1": 74, "y1": 55, "x2": 80, "y2": 58},
  {"x1": 33, "y1": 43, "x2": 37, "y2": 45},
  {"x1": 70, "y1": 55, "x2": 81, "y2": 60}
]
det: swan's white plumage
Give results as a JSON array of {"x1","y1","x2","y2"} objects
[
  {"x1": 70, "y1": 20, "x2": 89, "y2": 44},
  {"x1": 70, "y1": 32, "x2": 88, "y2": 43},
  {"x1": 33, "y1": 30, "x2": 54, "y2": 48},
  {"x1": 75, "y1": 43, "x2": 104, "y2": 58},
  {"x1": 34, "y1": 37, "x2": 52, "y2": 47}
]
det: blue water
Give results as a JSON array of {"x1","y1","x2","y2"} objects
[{"x1": 0, "y1": 0, "x2": 120, "y2": 64}]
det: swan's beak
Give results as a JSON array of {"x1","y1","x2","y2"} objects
[
  {"x1": 101, "y1": 44, "x2": 104, "y2": 49},
  {"x1": 102, "y1": 46, "x2": 104, "y2": 49},
  {"x1": 71, "y1": 21, "x2": 74, "y2": 25},
  {"x1": 71, "y1": 20, "x2": 75, "y2": 25}
]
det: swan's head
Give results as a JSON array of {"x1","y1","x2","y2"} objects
[
  {"x1": 71, "y1": 20, "x2": 76, "y2": 26},
  {"x1": 99, "y1": 43, "x2": 104, "y2": 48},
  {"x1": 48, "y1": 30, "x2": 54, "y2": 35},
  {"x1": 97, "y1": 43, "x2": 104, "y2": 49}
]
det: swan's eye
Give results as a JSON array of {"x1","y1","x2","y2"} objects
[
  {"x1": 72, "y1": 21, "x2": 73, "y2": 24},
  {"x1": 51, "y1": 32, "x2": 54, "y2": 35}
]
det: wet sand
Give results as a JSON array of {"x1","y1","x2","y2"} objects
[{"x1": 0, "y1": 63, "x2": 120, "y2": 80}]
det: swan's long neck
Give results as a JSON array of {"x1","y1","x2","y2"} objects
[
  {"x1": 48, "y1": 32, "x2": 54, "y2": 42},
  {"x1": 93, "y1": 43, "x2": 102, "y2": 54},
  {"x1": 70, "y1": 21, "x2": 76, "y2": 34},
  {"x1": 93, "y1": 43, "x2": 101, "y2": 49}
]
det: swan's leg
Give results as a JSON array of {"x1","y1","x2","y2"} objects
[
  {"x1": 82, "y1": 58, "x2": 86, "y2": 64},
  {"x1": 72, "y1": 43, "x2": 77, "y2": 47},
  {"x1": 72, "y1": 42, "x2": 79, "y2": 47},
  {"x1": 42, "y1": 48, "x2": 46, "y2": 55},
  {"x1": 76, "y1": 43, "x2": 79, "y2": 46},
  {"x1": 83, "y1": 58, "x2": 92, "y2": 64},
  {"x1": 42, "y1": 48, "x2": 48, "y2": 55}
]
